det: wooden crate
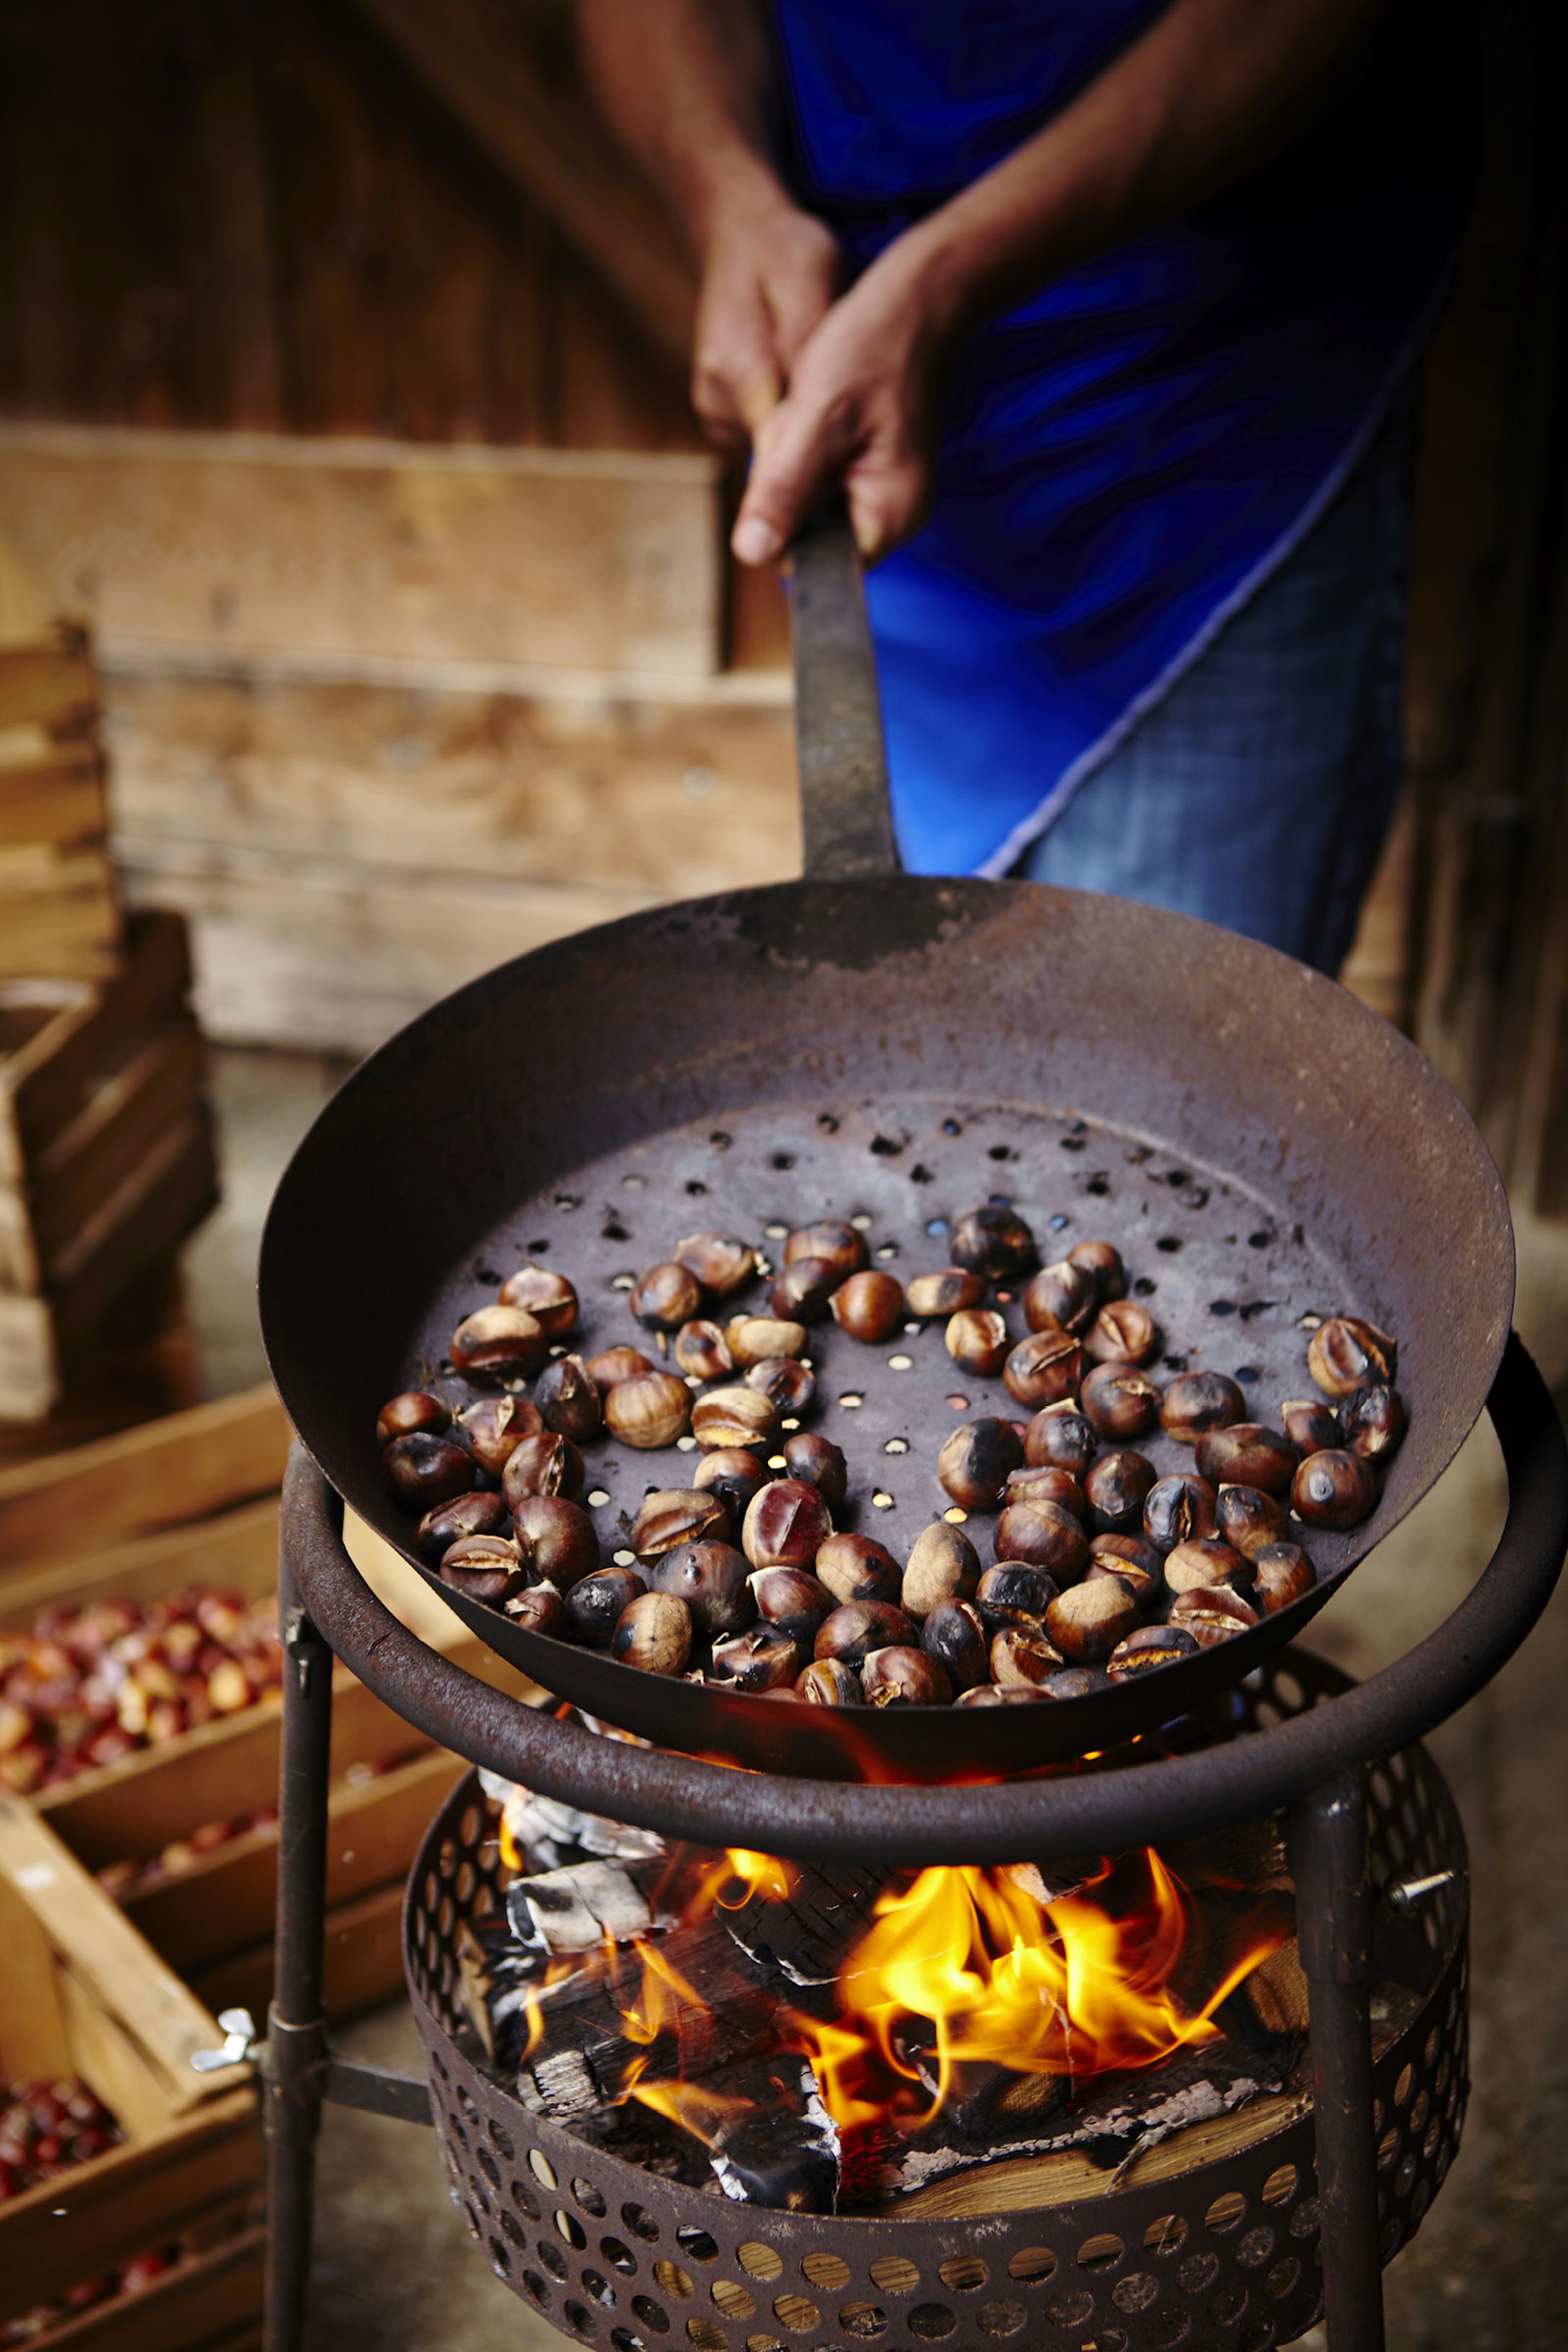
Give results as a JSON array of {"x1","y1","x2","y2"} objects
[
  {"x1": 0, "y1": 623, "x2": 120, "y2": 988},
  {"x1": 0, "y1": 1798, "x2": 257, "y2": 2332}
]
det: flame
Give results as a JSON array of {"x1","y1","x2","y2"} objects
[
  {"x1": 686, "y1": 1846, "x2": 798, "y2": 1916},
  {"x1": 629, "y1": 2077, "x2": 753, "y2": 2147}
]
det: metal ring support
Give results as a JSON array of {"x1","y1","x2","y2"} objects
[{"x1": 284, "y1": 1332, "x2": 1568, "y2": 1866}]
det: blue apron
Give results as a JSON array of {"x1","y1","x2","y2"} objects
[{"x1": 772, "y1": 2, "x2": 1470, "y2": 876}]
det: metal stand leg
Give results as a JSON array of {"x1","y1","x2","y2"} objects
[
  {"x1": 1294, "y1": 1767, "x2": 1384, "y2": 2352},
  {"x1": 264, "y1": 1539, "x2": 336, "y2": 2352}
]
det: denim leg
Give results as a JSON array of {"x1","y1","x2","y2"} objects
[{"x1": 1019, "y1": 398, "x2": 1414, "y2": 973}]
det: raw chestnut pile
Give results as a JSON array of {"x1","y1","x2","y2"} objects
[
  {"x1": 0, "y1": 1591, "x2": 284, "y2": 1795},
  {"x1": 375, "y1": 1209, "x2": 1405, "y2": 1708},
  {"x1": 0, "y1": 2242, "x2": 181, "y2": 2346},
  {"x1": 0, "y1": 2080, "x2": 120, "y2": 2202}
]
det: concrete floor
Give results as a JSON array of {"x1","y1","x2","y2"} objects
[{"x1": 188, "y1": 1047, "x2": 1568, "y2": 2352}]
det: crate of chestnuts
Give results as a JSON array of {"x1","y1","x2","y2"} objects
[{"x1": 0, "y1": 1797, "x2": 260, "y2": 2343}]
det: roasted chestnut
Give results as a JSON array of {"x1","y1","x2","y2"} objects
[
  {"x1": 815, "y1": 1532, "x2": 902, "y2": 1608},
  {"x1": 795, "y1": 1658, "x2": 862, "y2": 1705},
  {"x1": 416, "y1": 1489, "x2": 508, "y2": 1560},
  {"x1": 604, "y1": 1371, "x2": 692, "y2": 1450},
  {"x1": 568, "y1": 1566, "x2": 647, "y2": 1648},
  {"x1": 1338, "y1": 1383, "x2": 1406, "y2": 1461},
  {"x1": 784, "y1": 1220, "x2": 869, "y2": 1281},
  {"x1": 991, "y1": 1625, "x2": 1066, "y2": 1687},
  {"x1": 975, "y1": 1561, "x2": 1059, "y2": 1623},
  {"x1": 532, "y1": 1356, "x2": 601, "y2": 1446},
  {"x1": 1085, "y1": 1552, "x2": 1160, "y2": 1607},
  {"x1": 711, "y1": 1626, "x2": 801, "y2": 1690},
  {"x1": 501, "y1": 1431, "x2": 584, "y2": 1506},
  {"x1": 1045, "y1": 1578, "x2": 1138, "y2": 1662},
  {"x1": 1080, "y1": 1361, "x2": 1161, "y2": 1440},
  {"x1": 691, "y1": 1385, "x2": 779, "y2": 1451},
  {"x1": 585, "y1": 1346, "x2": 655, "y2": 1393},
  {"x1": 648, "y1": 1539, "x2": 755, "y2": 1638},
  {"x1": 1291, "y1": 1448, "x2": 1378, "y2": 1529},
  {"x1": 1002, "y1": 1330, "x2": 1085, "y2": 1410},
  {"x1": 831, "y1": 1271, "x2": 906, "y2": 1343},
  {"x1": 503, "y1": 1582, "x2": 567, "y2": 1637},
  {"x1": 815, "y1": 1599, "x2": 917, "y2": 1667},
  {"x1": 742, "y1": 1478, "x2": 834, "y2": 1570},
  {"x1": 1167, "y1": 1586, "x2": 1259, "y2": 1644},
  {"x1": 748, "y1": 1567, "x2": 834, "y2": 1648},
  {"x1": 1194, "y1": 1423, "x2": 1298, "y2": 1497},
  {"x1": 1143, "y1": 1474, "x2": 1219, "y2": 1553},
  {"x1": 1002, "y1": 1463, "x2": 1086, "y2": 1520},
  {"x1": 511, "y1": 1494, "x2": 599, "y2": 1591},
  {"x1": 1253, "y1": 1540, "x2": 1317, "y2": 1614},
  {"x1": 906, "y1": 1268, "x2": 986, "y2": 1318},
  {"x1": 1281, "y1": 1396, "x2": 1344, "y2": 1455},
  {"x1": 627, "y1": 1488, "x2": 727, "y2": 1561},
  {"x1": 921, "y1": 1600, "x2": 991, "y2": 1691},
  {"x1": 770, "y1": 1256, "x2": 840, "y2": 1323},
  {"x1": 1039, "y1": 1666, "x2": 1111, "y2": 1698},
  {"x1": 992, "y1": 1499, "x2": 1088, "y2": 1582},
  {"x1": 630, "y1": 1262, "x2": 703, "y2": 1332},
  {"x1": 674, "y1": 1320, "x2": 736, "y2": 1381},
  {"x1": 611, "y1": 1590, "x2": 693, "y2": 1676},
  {"x1": 1088, "y1": 1532, "x2": 1164, "y2": 1584},
  {"x1": 726, "y1": 1314, "x2": 808, "y2": 1368},
  {"x1": 1307, "y1": 1315, "x2": 1397, "y2": 1399},
  {"x1": 376, "y1": 1390, "x2": 450, "y2": 1447},
  {"x1": 1106, "y1": 1624, "x2": 1199, "y2": 1680},
  {"x1": 1160, "y1": 1372, "x2": 1246, "y2": 1441},
  {"x1": 955, "y1": 1683, "x2": 1054, "y2": 1706},
  {"x1": 783, "y1": 1432, "x2": 848, "y2": 1508},
  {"x1": 1085, "y1": 1300, "x2": 1159, "y2": 1366},
  {"x1": 497, "y1": 1264, "x2": 579, "y2": 1337},
  {"x1": 450, "y1": 1305, "x2": 548, "y2": 1383},
  {"x1": 437, "y1": 1534, "x2": 526, "y2": 1606},
  {"x1": 1023, "y1": 1404, "x2": 1098, "y2": 1477},
  {"x1": 693, "y1": 1447, "x2": 769, "y2": 1522},
  {"x1": 382, "y1": 1431, "x2": 475, "y2": 1513},
  {"x1": 676, "y1": 1231, "x2": 758, "y2": 1298},
  {"x1": 1068, "y1": 1238, "x2": 1127, "y2": 1303},
  {"x1": 862, "y1": 1646, "x2": 952, "y2": 1707},
  {"x1": 901, "y1": 1521, "x2": 981, "y2": 1618},
  {"x1": 747, "y1": 1356, "x2": 816, "y2": 1415},
  {"x1": 937, "y1": 1417, "x2": 1024, "y2": 1510},
  {"x1": 1163, "y1": 1537, "x2": 1249, "y2": 1595},
  {"x1": 1215, "y1": 1483, "x2": 1290, "y2": 1559},
  {"x1": 1082, "y1": 1450, "x2": 1157, "y2": 1532},
  {"x1": 1022, "y1": 1260, "x2": 1097, "y2": 1334},
  {"x1": 950, "y1": 1203, "x2": 1038, "y2": 1281},
  {"x1": 945, "y1": 1309, "x2": 1010, "y2": 1376}
]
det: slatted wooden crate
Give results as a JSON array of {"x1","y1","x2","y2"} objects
[{"x1": 0, "y1": 622, "x2": 120, "y2": 989}]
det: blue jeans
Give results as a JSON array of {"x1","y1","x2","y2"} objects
[{"x1": 1018, "y1": 398, "x2": 1414, "y2": 975}]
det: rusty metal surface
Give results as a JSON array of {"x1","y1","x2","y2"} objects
[
  {"x1": 261, "y1": 866, "x2": 1515, "y2": 1776},
  {"x1": 401, "y1": 1652, "x2": 1470, "y2": 2352},
  {"x1": 791, "y1": 503, "x2": 900, "y2": 881}
]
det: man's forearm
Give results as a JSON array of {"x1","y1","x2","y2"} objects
[{"x1": 577, "y1": 0, "x2": 783, "y2": 256}]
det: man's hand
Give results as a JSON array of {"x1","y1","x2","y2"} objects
[{"x1": 693, "y1": 194, "x2": 840, "y2": 445}]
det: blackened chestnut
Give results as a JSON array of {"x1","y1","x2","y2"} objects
[
  {"x1": 748, "y1": 1567, "x2": 834, "y2": 1649},
  {"x1": 611, "y1": 1590, "x2": 693, "y2": 1676},
  {"x1": 416, "y1": 1489, "x2": 508, "y2": 1560},
  {"x1": 630, "y1": 1262, "x2": 703, "y2": 1332},
  {"x1": 1068, "y1": 1238, "x2": 1126, "y2": 1302},
  {"x1": 1080, "y1": 1361, "x2": 1162, "y2": 1440},
  {"x1": 862, "y1": 1646, "x2": 952, "y2": 1707},
  {"x1": 450, "y1": 1305, "x2": 548, "y2": 1383},
  {"x1": 1281, "y1": 1397, "x2": 1343, "y2": 1455},
  {"x1": 1045, "y1": 1578, "x2": 1138, "y2": 1662},
  {"x1": 783, "y1": 1431, "x2": 847, "y2": 1507},
  {"x1": 1292, "y1": 1447, "x2": 1378, "y2": 1529},
  {"x1": 691, "y1": 1385, "x2": 778, "y2": 1451},
  {"x1": 675, "y1": 1231, "x2": 758, "y2": 1298},
  {"x1": 674, "y1": 1320, "x2": 736, "y2": 1381},
  {"x1": 784, "y1": 1220, "x2": 868, "y2": 1281},
  {"x1": 1253, "y1": 1540, "x2": 1317, "y2": 1614},
  {"x1": 628, "y1": 1487, "x2": 727, "y2": 1561},
  {"x1": 746, "y1": 1356, "x2": 816, "y2": 1415},
  {"x1": 1022, "y1": 1260, "x2": 1097, "y2": 1335},
  {"x1": 770, "y1": 1256, "x2": 840, "y2": 1323},
  {"x1": 830, "y1": 1271, "x2": 905, "y2": 1343},
  {"x1": 501, "y1": 1431, "x2": 584, "y2": 1506},
  {"x1": 1215, "y1": 1483, "x2": 1290, "y2": 1559},
  {"x1": 1164, "y1": 1537, "x2": 1249, "y2": 1594},
  {"x1": 945, "y1": 1309, "x2": 1010, "y2": 1376},
  {"x1": 921, "y1": 1600, "x2": 991, "y2": 1690},
  {"x1": 497, "y1": 1264, "x2": 578, "y2": 1337},
  {"x1": 726, "y1": 1314, "x2": 808, "y2": 1367},
  {"x1": 603, "y1": 1372, "x2": 691, "y2": 1450},
  {"x1": 1339, "y1": 1383, "x2": 1406, "y2": 1461},
  {"x1": 742, "y1": 1478, "x2": 833, "y2": 1570},
  {"x1": 1143, "y1": 1474, "x2": 1219, "y2": 1553},
  {"x1": 1003, "y1": 1463, "x2": 1085, "y2": 1520},
  {"x1": 950, "y1": 1203, "x2": 1038, "y2": 1281},
  {"x1": 1307, "y1": 1315, "x2": 1397, "y2": 1399},
  {"x1": 1107, "y1": 1624, "x2": 1200, "y2": 1680},
  {"x1": 796, "y1": 1658, "x2": 862, "y2": 1705},
  {"x1": 1023, "y1": 1404, "x2": 1098, "y2": 1477},
  {"x1": 901, "y1": 1520, "x2": 981, "y2": 1618},
  {"x1": 815, "y1": 1600, "x2": 917, "y2": 1667},
  {"x1": 535, "y1": 1355, "x2": 604, "y2": 1444},
  {"x1": 1160, "y1": 1372, "x2": 1246, "y2": 1442},
  {"x1": 976, "y1": 1561, "x2": 1059, "y2": 1623},
  {"x1": 511, "y1": 1495, "x2": 599, "y2": 1591},
  {"x1": 438, "y1": 1534, "x2": 526, "y2": 1606},
  {"x1": 992, "y1": 1499, "x2": 1088, "y2": 1582},
  {"x1": 815, "y1": 1533, "x2": 902, "y2": 1609},
  {"x1": 937, "y1": 1417, "x2": 1024, "y2": 1510},
  {"x1": 568, "y1": 1566, "x2": 647, "y2": 1647},
  {"x1": 649, "y1": 1539, "x2": 755, "y2": 1637},
  {"x1": 382, "y1": 1431, "x2": 475, "y2": 1513},
  {"x1": 1194, "y1": 1423, "x2": 1299, "y2": 1497},
  {"x1": 1003, "y1": 1330, "x2": 1085, "y2": 1410},
  {"x1": 906, "y1": 1268, "x2": 986, "y2": 1318},
  {"x1": 711, "y1": 1626, "x2": 801, "y2": 1690},
  {"x1": 1085, "y1": 1299, "x2": 1159, "y2": 1366},
  {"x1": 586, "y1": 1345, "x2": 656, "y2": 1393},
  {"x1": 693, "y1": 1447, "x2": 769, "y2": 1522},
  {"x1": 504, "y1": 1582, "x2": 566, "y2": 1637},
  {"x1": 991, "y1": 1625, "x2": 1066, "y2": 1687},
  {"x1": 377, "y1": 1390, "x2": 450, "y2": 1448},
  {"x1": 1082, "y1": 1450, "x2": 1157, "y2": 1532},
  {"x1": 1167, "y1": 1586, "x2": 1259, "y2": 1644}
]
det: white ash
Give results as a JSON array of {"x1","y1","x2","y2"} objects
[{"x1": 479, "y1": 1773, "x2": 666, "y2": 1871}]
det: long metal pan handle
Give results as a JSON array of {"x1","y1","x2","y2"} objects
[{"x1": 789, "y1": 498, "x2": 902, "y2": 881}]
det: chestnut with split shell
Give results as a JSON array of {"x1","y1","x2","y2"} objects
[
  {"x1": 1292, "y1": 1447, "x2": 1379, "y2": 1529},
  {"x1": 691, "y1": 1385, "x2": 778, "y2": 1452},
  {"x1": 1339, "y1": 1384, "x2": 1406, "y2": 1461},
  {"x1": 901, "y1": 1520, "x2": 981, "y2": 1618},
  {"x1": 1216, "y1": 1483, "x2": 1290, "y2": 1559},
  {"x1": 862, "y1": 1646, "x2": 952, "y2": 1707},
  {"x1": 648, "y1": 1539, "x2": 754, "y2": 1637},
  {"x1": 376, "y1": 1390, "x2": 450, "y2": 1448},
  {"x1": 1085, "y1": 1300, "x2": 1159, "y2": 1365},
  {"x1": 532, "y1": 1357, "x2": 601, "y2": 1446},
  {"x1": 511, "y1": 1495, "x2": 599, "y2": 1592},
  {"x1": 1143, "y1": 1474, "x2": 1218, "y2": 1553},
  {"x1": 938, "y1": 1417, "x2": 1023, "y2": 1510},
  {"x1": 1308, "y1": 1315, "x2": 1397, "y2": 1399},
  {"x1": 1107, "y1": 1624, "x2": 1200, "y2": 1680},
  {"x1": 991, "y1": 1624, "x2": 1066, "y2": 1687},
  {"x1": 1161, "y1": 1372, "x2": 1246, "y2": 1442},
  {"x1": 1164, "y1": 1537, "x2": 1249, "y2": 1595},
  {"x1": 674, "y1": 1321, "x2": 735, "y2": 1382},
  {"x1": 746, "y1": 1357, "x2": 816, "y2": 1416},
  {"x1": 1002, "y1": 1330, "x2": 1086, "y2": 1410},
  {"x1": 1080, "y1": 1361, "x2": 1162, "y2": 1440},
  {"x1": 815, "y1": 1532, "x2": 902, "y2": 1609},
  {"x1": 795, "y1": 1658, "x2": 862, "y2": 1705},
  {"x1": 437, "y1": 1534, "x2": 525, "y2": 1607},
  {"x1": 906, "y1": 1268, "x2": 985, "y2": 1319},
  {"x1": 1082, "y1": 1450, "x2": 1157, "y2": 1532},
  {"x1": 450, "y1": 1305, "x2": 548, "y2": 1383},
  {"x1": 501, "y1": 1431, "x2": 584, "y2": 1506},
  {"x1": 627, "y1": 1488, "x2": 727, "y2": 1562},
  {"x1": 497, "y1": 1265, "x2": 578, "y2": 1337},
  {"x1": 611, "y1": 1590, "x2": 693, "y2": 1676},
  {"x1": 1167, "y1": 1586, "x2": 1260, "y2": 1645},
  {"x1": 711, "y1": 1627, "x2": 801, "y2": 1690},
  {"x1": 1022, "y1": 1260, "x2": 1097, "y2": 1335},
  {"x1": 945, "y1": 1309, "x2": 1010, "y2": 1377},
  {"x1": 503, "y1": 1583, "x2": 566, "y2": 1638},
  {"x1": 742, "y1": 1478, "x2": 833, "y2": 1570},
  {"x1": 784, "y1": 1220, "x2": 868, "y2": 1281},
  {"x1": 1085, "y1": 1552, "x2": 1160, "y2": 1607},
  {"x1": 676, "y1": 1231, "x2": 758, "y2": 1298},
  {"x1": 1194, "y1": 1423, "x2": 1299, "y2": 1497},
  {"x1": 604, "y1": 1372, "x2": 691, "y2": 1450},
  {"x1": 950, "y1": 1203, "x2": 1038, "y2": 1282}
]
